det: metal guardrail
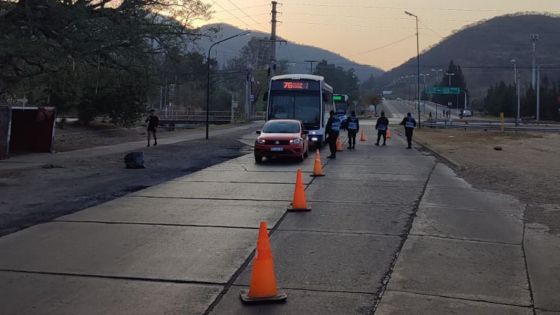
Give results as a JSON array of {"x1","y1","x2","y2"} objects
[{"x1": 157, "y1": 110, "x2": 267, "y2": 124}]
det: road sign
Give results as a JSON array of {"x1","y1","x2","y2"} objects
[{"x1": 426, "y1": 86, "x2": 460, "y2": 95}]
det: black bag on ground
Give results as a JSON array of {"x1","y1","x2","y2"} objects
[{"x1": 124, "y1": 152, "x2": 145, "y2": 169}]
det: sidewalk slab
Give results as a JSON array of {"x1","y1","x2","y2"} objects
[
  {"x1": 0, "y1": 271, "x2": 221, "y2": 315},
  {"x1": 421, "y1": 187, "x2": 526, "y2": 213},
  {"x1": 58, "y1": 198, "x2": 286, "y2": 228},
  {"x1": 386, "y1": 236, "x2": 531, "y2": 306},
  {"x1": 411, "y1": 205, "x2": 523, "y2": 244},
  {"x1": 279, "y1": 202, "x2": 411, "y2": 235},
  {"x1": 376, "y1": 290, "x2": 532, "y2": 315},
  {"x1": 525, "y1": 222, "x2": 560, "y2": 311},
  {"x1": 175, "y1": 169, "x2": 314, "y2": 184},
  {"x1": 131, "y1": 181, "x2": 293, "y2": 201},
  {"x1": 210, "y1": 287, "x2": 375, "y2": 315},
  {"x1": 235, "y1": 231, "x2": 401, "y2": 293},
  {"x1": 0, "y1": 222, "x2": 255, "y2": 283},
  {"x1": 306, "y1": 179, "x2": 423, "y2": 206}
]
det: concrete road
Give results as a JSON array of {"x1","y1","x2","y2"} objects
[{"x1": 0, "y1": 120, "x2": 549, "y2": 314}]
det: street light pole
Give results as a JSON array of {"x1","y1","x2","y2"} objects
[
  {"x1": 405, "y1": 11, "x2": 421, "y2": 127},
  {"x1": 206, "y1": 31, "x2": 251, "y2": 140},
  {"x1": 511, "y1": 59, "x2": 520, "y2": 127}
]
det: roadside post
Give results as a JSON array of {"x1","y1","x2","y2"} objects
[{"x1": 500, "y1": 112, "x2": 505, "y2": 132}]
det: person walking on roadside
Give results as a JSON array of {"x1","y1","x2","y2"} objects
[
  {"x1": 400, "y1": 112, "x2": 417, "y2": 149},
  {"x1": 145, "y1": 109, "x2": 159, "y2": 147},
  {"x1": 375, "y1": 111, "x2": 389, "y2": 146},
  {"x1": 325, "y1": 110, "x2": 341, "y2": 158},
  {"x1": 346, "y1": 110, "x2": 359, "y2": 150}
]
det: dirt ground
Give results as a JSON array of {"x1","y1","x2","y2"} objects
[
  {"x1": 414, "y1": 128, "x2": 560, "y2": 234},
  {"x1": 0, "y1": 123, "x2": 256, "y2": 237}
]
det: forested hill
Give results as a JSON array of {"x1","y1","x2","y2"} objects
[
  {"x1": 196, "y1": 23, "x2": 384, "y2": 81},
  {"x1": 376, "y1": 14, "x2": 560, "y2": 100}
]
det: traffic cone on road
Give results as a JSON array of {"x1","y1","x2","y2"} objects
[
  {"x1": 288, "y1": 168, "x2": 311, "y2": 211},
  {"x1": 310, "y1": 150, "x2": 325, "y2": 177},
  {"x1": 336, "y1": 137, "x2": 343, "y2": 152},
  {"x1": 240, "y1": 221, "x2": 287, "y2": 304},
  {"x1": 386, "y1": 128, "x2": 392, "y2": 139},
  {"x1": 360, "y1": 129, "x2": 367, "y2": 142}
]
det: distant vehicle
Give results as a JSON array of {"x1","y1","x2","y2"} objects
[
  {"x1": 266, "y1": 74, "x2": 334, "y2": 147},
  {"x1": 254, "y1": 119, "x2": 309, "y2": 163},
  {"x1": 460, "y1": 109, "x2": 473, "y2": 117},
  {"x1": 333, "y1": 94, "x2": 349, "y2": 128}
]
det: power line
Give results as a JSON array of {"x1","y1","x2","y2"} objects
[
  {"x1": 223, "y1": 0, "x2": 270, "y2": 32},
  {"x1": 210, "y1": 1, "x2": 254, "y2": 31},
  {"x1": 349, "y1": 34, "x2": 417, "y2": 57}
]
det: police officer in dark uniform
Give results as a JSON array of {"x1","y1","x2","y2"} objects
[
  {"x1": 400, "y1": 112, "x2": 417, "y2": 149},
  {"x1": 346, "y1": 110, "x2": 359, "y2": 150},
  {"x1": 325, "y1": 110, "x2": 340, "y2": 158},
  {"x1": 375, "y1": 111, "x2": 389, "y2": 146}
]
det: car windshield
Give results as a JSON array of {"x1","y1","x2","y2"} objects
[{"x1": 262, "y1": 121, "x2": 300, "y2": 134}]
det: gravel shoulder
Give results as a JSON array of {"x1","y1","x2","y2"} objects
[
  {"x1": 414, "y1": 128, "x2": 560, "y2": 234},
  {"x1": 0, "y1": 124, "x2": 257, "y2": 237}
]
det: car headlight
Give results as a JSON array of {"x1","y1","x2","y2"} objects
[
  {"x1": 290, "y1": 138, "x2": 302, "y2": 144},
  {"x1": 256, "y1": 138, "x2": 266, "y2": 144}
]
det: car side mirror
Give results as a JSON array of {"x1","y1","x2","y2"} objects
[{"x1": 256, "y1": 130, "x2": 261, "y2": 134}]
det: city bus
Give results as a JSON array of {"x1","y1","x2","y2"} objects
[{"x1": 266, "y1": 74, "x2": 334, "y2": 147}]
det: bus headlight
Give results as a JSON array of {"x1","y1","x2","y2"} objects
[
  {"x1": 290, "y1": 138, "x2": 302, "y2": 144},
  {"x1": 310, "y1": 131, "x2": 317, "y2": 135}
]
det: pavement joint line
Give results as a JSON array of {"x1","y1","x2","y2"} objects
[
  {"x1": 0, "y1": 269, "x2": 227, "y2": 287},
  {"x1": 54, "y1": 220, "x2": 263, "y2": 231},
  {"x1": 129, "y1": 196, "x2": 291, "y2": 202},
  {"x1": 308, "y1": 199, "x2": 416, "y2": 207},
  {"x1": 229, "y1": 283, "x2": 378, "y2": 296},
  {"x1": 385, "y1": 289, "x2": 534, "y2": 309},
  {"x1": 520, "y1": 208, "x2": 538, "y2": 314},
  {"x1": 202, "y1": 201, "x2": 292, "y2": 315},
  {"x1": 275, "y1": 228, "x2": 402, "y2": 238},
  {"x1": 407, "y1": 233, "x2": 523, "y2": 247},
  {"x1": 408, "y1": 232, "x2": 522, "y2": 246},
  {"x1": 171, "y1": 180, "x2": 300, "y2": 185},
  {"x1": 419, "y1": 203, "x2": 526, "y2": 215},
  {"x1": 370, "y1": 160, "x2": 437, "y2": 315}
]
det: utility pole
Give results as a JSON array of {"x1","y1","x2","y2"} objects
[
  {"x1": 511, "y1": 59, "x2": 520, "y2": 127},
  {"x1": 536, "y1": 64, "x2": 541, "y2": 121},
  {"x1": 270, "y1": 1, "x2": 278, "y2": 77},
  {"x1": 245, "y1": 67, "x2": 252, "y2": 120},
  {"x1": 531, "y1": 34, "x2": 539, "y2": 89},
  {"x1": 304, "y1": 60, "x2": 319, "y2": 74}
]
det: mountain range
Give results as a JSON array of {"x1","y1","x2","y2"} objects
[
  {"x1": 194, "y1": 23, "x2": 384, "y2": 81},
  {"x1": 376, "y1": 14, "x2": 560, "y2": 101}
]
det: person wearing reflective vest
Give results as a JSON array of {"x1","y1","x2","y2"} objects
[
  {"x1": 375, "y1": 111, "x2": 389, "y2": 146},
  {"x1": 346, "y1": 111, "x2": 359, "y2": 150},
  {"x1": 325, "y1": 110, "x2": 341, "y2": 158},
  {"x1": 400, "y1": 112, "x2": 417, "y2": 149}
]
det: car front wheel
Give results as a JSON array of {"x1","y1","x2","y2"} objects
[{"x1": 255, "y1": 155, "x2": 263, "y2": 164}]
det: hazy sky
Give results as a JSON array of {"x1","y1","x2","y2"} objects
[{"x1": 199, "y1": 0, "x2": 560, "y2": 71}]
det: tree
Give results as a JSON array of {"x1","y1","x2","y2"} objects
[
  {"x1": 313, "y1": 60, "x2": 360, "y2": 103},
  {"x1": 0, "y1": 0, "x2": 211, "y2": 123}
]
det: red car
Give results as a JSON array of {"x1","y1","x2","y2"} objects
[{"x1": 254, "y1": 119, "x2": 309, "y2": 163}]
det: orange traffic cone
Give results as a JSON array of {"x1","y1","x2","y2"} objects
[
  {"x1": 288, "y1": 168, "x2": 311, "y2": 211},
  {"x1": 310, "y1": 149, "x2": 325, "y2": 177},
  {"x1": 386, "y1": 128, "x2": 392, "y2": 139},
  {"x1": 240, "y1": 222, "x2": 287, "y2": 304},
  {"x1": 360, "y1": 129, "x2": 367, "y2": 141},
  {"x1": 336, "y1": 137, "x2": 343, "y2": 152}
]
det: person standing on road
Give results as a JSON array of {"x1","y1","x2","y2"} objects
[
  {"x1": 346, "y1": 110, "x2": 359, "y2": 150},
  {"x1": 400, "y1": 112, "x2": 417, "y2": 149},
  {"x1": 325, "y1": 110, "x2": 341, "y2": 158},
  {"x1": 145, "y1": 109, "x2": 159, "y2": 147},
  {"x1": 375, "y1": 111, "x2": 389, "y2": 146}
]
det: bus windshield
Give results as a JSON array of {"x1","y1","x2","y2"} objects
[{"x1": 269, "y1": 93, "x2": 321, "y2": 128}]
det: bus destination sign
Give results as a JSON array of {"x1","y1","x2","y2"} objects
[{"x1": 283, "y1": 81, "x2": 309, "y2": 90}]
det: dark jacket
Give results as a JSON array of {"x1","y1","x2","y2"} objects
[
  {"x1": 375, "y1": 116, "x2": 389, "y2": 131},
  {"x1": 346, "y1": 116, "x2": 359, "y2": 132},
  {"x1": 146, "y1": 115, "x2": 159, "y2": 131},
  {"x1": 326, "y1": 116, "x2": 341, "y2": 136},
  {"x1": 400, "y1": 116, "x2": 417, "y2": 129}
]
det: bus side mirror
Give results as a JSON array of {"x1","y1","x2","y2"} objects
[{"x1": 263, "y1": 93, "x2": 268, "y2": 101}]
